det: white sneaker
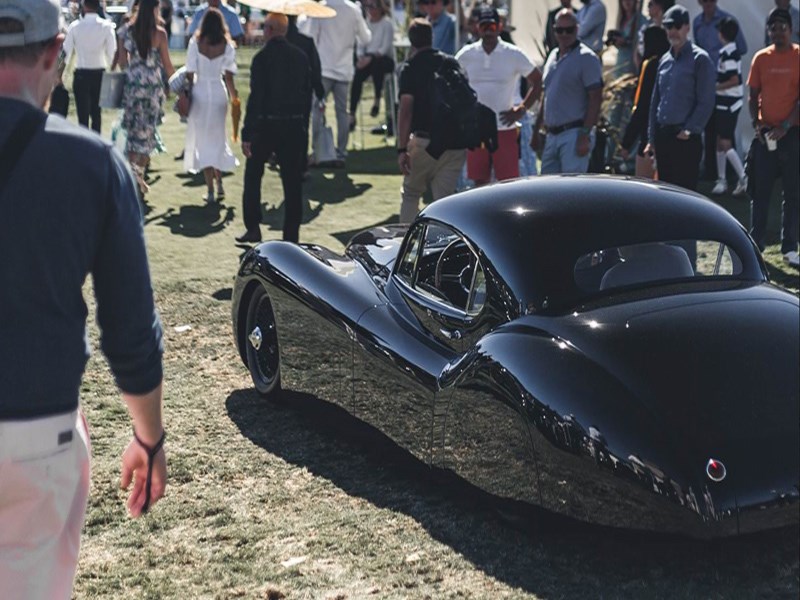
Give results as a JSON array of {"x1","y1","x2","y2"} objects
[
  {"x1": 711, "y1": 179, "x2": 728, "y2": 195},
  {"x1": 732, "y1": 177, "x2": 748, "y2": 196},
  {"x1": 783, "y1": 250, "x2": 799, "y2": 268}
]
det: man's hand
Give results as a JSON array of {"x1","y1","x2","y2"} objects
[
  {"x1": 356, "y1": 55, "x2": 373, "y2": 70},
  {"x1": 576, "y1": 132, "x2": 591, "y2": 157},
  {"x1": 676, "y1": 129, "x2": 690, "y2": 140},
  {"x1": 242, "y1": 141, "x2": 252, "y2": 158},
  {"x1": 120, "y1": 434, "x2": 167, "y2": 518},
  {"x1": 398, "y1": 151, "x2": 411, "y2": 176},
  {"x1": 643, "y1": 142, "x2": 655, "y2": 160},
  {"x1": 500, "y1": 105, "x2": 526, "y2": 127},
  {"x1": 766, "y1": 126, "x2": 787, "y2": 142},
  {"x1": 620, "y1": 147, "x2": 630, "y2": 161}
]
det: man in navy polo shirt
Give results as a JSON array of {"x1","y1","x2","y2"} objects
[
  {"x1": 535, "y1": 8, "x2": 603, "y2": 174},
  {"x1": 0, "y1": 0, "x2": 166, "y2": 596}
]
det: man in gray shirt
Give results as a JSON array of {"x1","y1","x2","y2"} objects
[{"x1": 535, "y1": 8, "x2": 603, "y2": 174}]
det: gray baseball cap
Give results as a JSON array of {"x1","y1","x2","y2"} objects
[{"x1": 0, "y1": 0, "x2": 61, "y2": 48}]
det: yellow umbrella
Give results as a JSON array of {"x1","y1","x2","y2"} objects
[
  {"x1": 236, "y1": 0, "x2": 337, "y2": 18},
  {"x1": 231, "y1": 97, "x2": 242, "y2": 143}
]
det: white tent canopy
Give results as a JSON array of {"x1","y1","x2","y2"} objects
[{"x1": 509, "y1": 0, "x2": 794, "y2": 147}]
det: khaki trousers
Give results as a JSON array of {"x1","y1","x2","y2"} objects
[
  {"x1": 0, "y1": 409, "x2": 91, "y2": 600},
  {"x1": 400, "y1": 136, "x2": 466, "y2": 223}
]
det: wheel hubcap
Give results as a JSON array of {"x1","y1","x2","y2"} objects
[{"x1": 249, "y1": 326, "x2": 263, "y2": 350}]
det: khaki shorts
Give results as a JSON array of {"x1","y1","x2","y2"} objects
[{"x1": 0, "y1": 409, "x2": 91, "y2": 600}]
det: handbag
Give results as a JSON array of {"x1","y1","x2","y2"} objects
[
  {"x1": 312, "y1": 112, "x2": 338, "y2": 165},
  {"x1": 176, "y1": 89, "x2": 191, "y2": 118},
  {"x1": 99, "y1": 71, "x2": 125, "y2": 109}
]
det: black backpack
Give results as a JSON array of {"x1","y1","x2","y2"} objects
[{"x1": 428, "y1": 57, "x2": 482, "y2": 157}]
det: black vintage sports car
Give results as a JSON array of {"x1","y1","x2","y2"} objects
[{"x1": 232, "y1": 176, "x2": 799, "y2": 538}]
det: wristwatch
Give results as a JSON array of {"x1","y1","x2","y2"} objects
[
  {"x1": 397, "y1": 147, "x2": 408, "y2": 155},
  {"x1": 579, "y1": 126, "x2": 592, "y2": 136}
]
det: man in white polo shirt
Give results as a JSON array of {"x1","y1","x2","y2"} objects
[
  {"x1": 62, "y1": 0, "x2": 116, "y2": 133},
  {"x1": 455, "y1": 7, "x2": 541, "y2": 186}
]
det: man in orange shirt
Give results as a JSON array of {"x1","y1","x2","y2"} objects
[{"x1": 747, "y1": 7, "x2": 799, "y2": 267}]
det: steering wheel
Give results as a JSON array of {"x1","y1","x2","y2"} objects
[{"x1": 434, "y1": 239, "x2": 474, "y2": 298}]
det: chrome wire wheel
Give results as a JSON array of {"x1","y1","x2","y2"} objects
[{"x1": 245, "y1": 286, "x2": 281, "y2": 397}]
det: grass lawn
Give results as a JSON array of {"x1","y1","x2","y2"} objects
[{"x1": 70, "y1": 47, "x2": 799, "y2": 599}]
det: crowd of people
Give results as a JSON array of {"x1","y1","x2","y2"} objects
[
  {"x1": 0, "y1": 1, "x2": 799, "y2": 598},
  {"x1": 45, "y1": 0, "x2": 799, "y2": 262}
]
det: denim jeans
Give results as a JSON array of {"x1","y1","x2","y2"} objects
[
  {"x1": 518, "y1": 112, "x2": 538, "y2": 177},
  {"x1": 750, "y1": 127, "x2": 799, "y2": 254},
  {"x1": 541, "y1": 127, "x2": 594, "y2": 174}
]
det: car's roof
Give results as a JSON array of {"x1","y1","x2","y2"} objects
[{"x1": 418, "y1": 175, "x2": 765, "y2": 312}]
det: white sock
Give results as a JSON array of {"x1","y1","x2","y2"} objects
[
  {"x1": 726, "y1": 149, "x2": 745, "y2": 180},
  {"x1": 716, "y1": 151, "x2": 727, "y2": 182}
]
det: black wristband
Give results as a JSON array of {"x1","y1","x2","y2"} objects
[
  {"x1": 133, "y1": 429, "x2": 166, "y2": 514},
  {"x1": 397, "y1": 148, "x2": 407, "y2": 154}
]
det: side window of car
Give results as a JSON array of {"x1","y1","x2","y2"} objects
[
  {"x1": 397, "y1": 224, "x2": 424, "y2": 285},
  {"x1": 397, "y1": 222, "x2": 485, "y2": 314}
]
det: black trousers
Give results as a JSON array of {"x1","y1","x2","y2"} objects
[
  {"x1": 73, "y1": 68, "x2": 104, "y2": 133},
  {"x1": 655, "y1": 126, "x2": 703, "y2": 267},
  {"x1": 349, "y1": 56, "x2": 395, "y2": 114},
  {"x1": 242, "y1": 119, "x2": 306, "y2": 242},
  {"x1": 655, "y1": 126, "x2": 702, "y2": 191},
  {"x1": 750, "y1": 127, "x2": 799, "y2": 253}
]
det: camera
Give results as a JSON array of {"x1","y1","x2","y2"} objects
[{"x1": 605, "y1": 29, "x2": 623, "y2": 46}]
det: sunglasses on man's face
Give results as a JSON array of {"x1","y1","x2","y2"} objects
[
  {"x1": 664, "y1": 22, "x2": 683, "y2": 30},
  {"x1": 554, "y1": 26, "x2": 577, "y2": 35},
  {"x1": 701, "y1": 0, "x2": 716, "y2": 4}
]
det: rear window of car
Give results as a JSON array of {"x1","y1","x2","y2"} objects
[{"x1": 574, "y1": 240, "x2": 744, "y2": 293}]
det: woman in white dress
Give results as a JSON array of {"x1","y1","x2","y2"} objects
[{"x1": 183, "y1": 7, "x2": 239, "y2": 203}]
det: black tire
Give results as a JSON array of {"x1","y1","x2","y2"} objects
[{"x1": 244, "y1": 285, "x2": 281, "y2": 398}]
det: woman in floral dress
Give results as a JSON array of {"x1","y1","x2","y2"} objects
[{"x1": 119, "y1": 0, "x2": 174, "y2": 194}]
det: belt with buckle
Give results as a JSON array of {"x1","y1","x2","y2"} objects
[{"x1": 547, "y1": 120, "x2": 583, "y2": 135}]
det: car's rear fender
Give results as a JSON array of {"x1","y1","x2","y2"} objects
[{"x1": 439, "y1": 323, "x2": 739, "y2": 537}]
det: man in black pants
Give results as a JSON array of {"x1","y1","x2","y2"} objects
[
  {"x1": 238, "y1": 13, "x2": 311, "y2": 244},
  {"x1": 646, "y1": 4, "x2": 714, "y2": 192},
  {"x1": 62, "y1": 0, "x2": 116, "y2": 132},
  {"x1": 287, "y1": 15, "x2": 324, "y2": 174},
  {"x1": 645, "y1": 4, "x2": 714, "y2": 266}
]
